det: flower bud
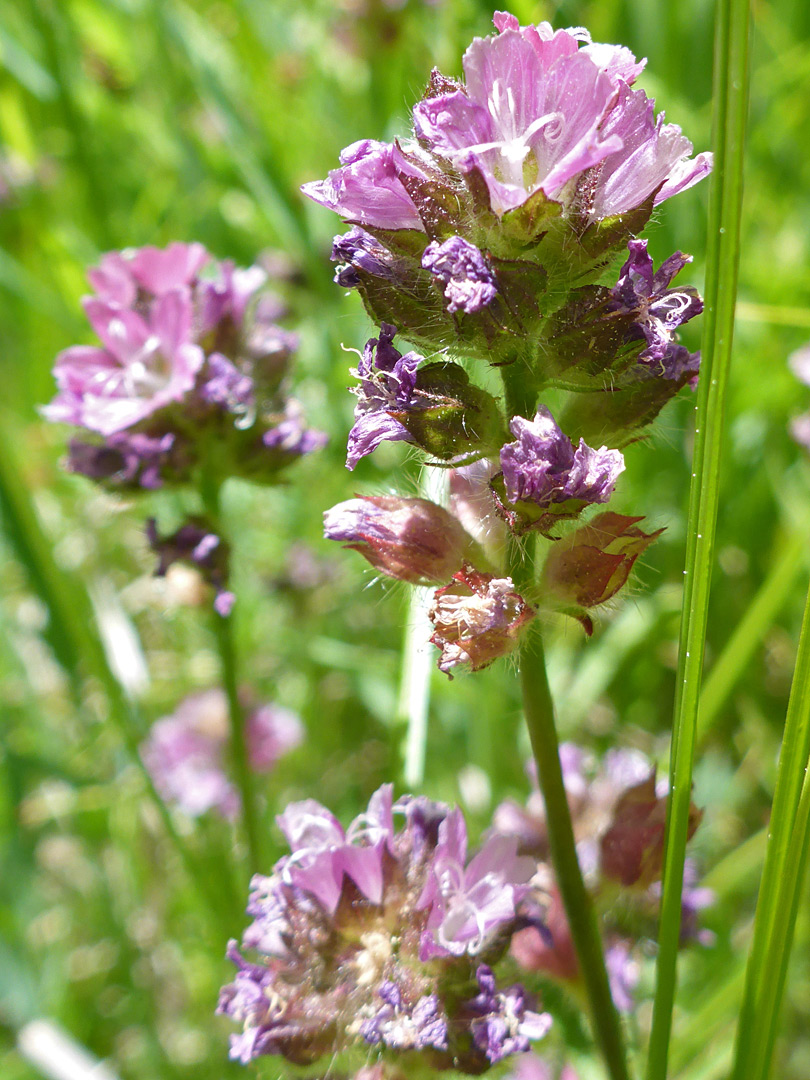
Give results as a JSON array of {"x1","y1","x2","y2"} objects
[
  {"x1": 541, "y1": 512, "x2": 663, "y2": 633},
  {"x1": 599, "y1": 774, "x2": 702, "y2": 888},
  {"x1": 429, "y1": 565, "x2": 535, "y2": 675},
  {"x1": 323, "y1": 495, "x2": 481, "y2": 585}
]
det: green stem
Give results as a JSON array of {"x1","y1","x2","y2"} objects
[
  {"x1": 646, "y1": 0, "x2": 750, "y2": 1074},
  {"x1": 511, "y1": 547, "x2": 631, "y2": 1080},
  {"x1": 501, "y1": 361, "x2": 629, "y2": 1080},
  {"x1": 199, "y1": 476, "x2": 263, "y2": 878}
]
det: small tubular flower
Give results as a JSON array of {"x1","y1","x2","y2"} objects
[
  {"x1": 218, "y1": 787, "x2": 550, "y2": 1072},
  {"x1": 499, "y1": 407, "x2": 624, "y2": 510}
]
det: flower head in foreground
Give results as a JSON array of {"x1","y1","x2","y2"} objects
[
  {"x1": 305, "y1": 15, "x2": 710, "y2": 228},
  {"x1": 45, "y1": 243, "x2": 325, "y2": 489},
  {"x1": 141, "y1": 689, "x2": 302, "y2": 819},
  {"x1": 218, "y1": 786, "x2": 550, "y2": 1072}
]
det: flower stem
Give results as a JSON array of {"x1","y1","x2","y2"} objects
[
  {"x1": 511, "y1": 542, "x2": 631, "y2": 1080},
  {"x1": 199, "y1": 474, "x2": 263, "y2": 878},
  {"x1": 500, "y1": 362, "x2": 629, "y2": 1080}
]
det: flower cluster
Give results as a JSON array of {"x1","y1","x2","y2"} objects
[
  {"x1": 218, "y1": 786, "x2": 551, "y2": 1072},
  {"x1": 44, "y1": 242, "x2": 325, "y2": 490},
  {"x1": 141, "y1": 689, "x2": 303, "y2": 820},
  {"x1": 493, "y1": 745, "x2": 711, "y2": 1011},
  {"x1": 305, "y1": 13, "x2": 709, "y2": 428},
  {"x1": 309, "y1": 13, "x2": 709, "y2": 671}
]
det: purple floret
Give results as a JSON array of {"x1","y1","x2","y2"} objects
[
  {"x1": 346, "y1": 324, "x2": 429, "y2": 469},
  {"x1": 67, "y1": 431, "x2": 176, "y2": 489},
  {"x1": 422, "y1": 236, "x2": 498, "y2": 314},
  {"x1": 468, "y1": 965, "x2": 552, "y2": 1064},
  {"x1": 609, "y1": 238, "x2": 703, "y2": 380},
  {"x1": 500, "y1": 407, "x2": 625, "y2": 507}
]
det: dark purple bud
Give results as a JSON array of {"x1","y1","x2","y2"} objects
[
  {"x1": 67, "y1": 431, "x2": 177, "y2": 490},
  {"x1": 422, "y1": 236, "x2": 498, "y2": 314},
  {"x1": 146, "y1": 515, "x2": 233, "y2": 616},
  {"x1": 332, "y1": 227, "x2": 398, "y2": 287}
]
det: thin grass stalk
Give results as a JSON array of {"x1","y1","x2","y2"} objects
[
  {"x1": 199, "y1": 476, "x2": 263, "y2": 878},
  {"x1": 645, "y1": 0, "x2": 751, "y2": 1075},
  {"x1": 698, "y1": 528, "x2": 806, "y2": 743},
  {"x1": 501, "y1": 363, "x2": 630, "y2": 1080},
  {"x1": 730, "y1": 578, "x2": 810, "y2": 1080}
]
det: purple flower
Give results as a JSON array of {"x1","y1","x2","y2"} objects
[
  {"x1": 410, "y1": 16, "x2": 710, "y2": 220},
  {"x1": 608, "y1": 239, "x2": 703, "y2": 379},
  {"x1": 585, "y1": 83, "x2": 713, "y2": 218},
  {"x1": 146, "y1": 516, "x2": 234, "y2": 616},
  {"x1": 44, "y1": 243, "x2": 324, "y2": 488},
  {"x1": 422, "y1": 236, "x2": 498, "y2": 314},
  {"x1": 468, "y1": 965, "x2": 552, "y2": 1064},
  {"x1": 199, "y1": 352, "x2": 255, "y2": 413},
  {"x1": 346, "y1": 324, "x2": 428, "y2": 469},
  {"x1": 263, "y1": 400, "x2": 328, "y2": 457},
  {"x1": 141, "y1": 689, "x2": 302, "y2": 819},
  {"x1": 417, "y1": 809, "x2": 536, "y2": 958},
  {"x1": 219, "y1": 787, "x2": 550, "y2": 1069},
  {"x1": 360, "y1": 985, "x2": 448, "y2": 1051},
  {"x1": 301, "y1": 140, "x2": 424, "y2": 231},
  {"x1": 43, "y1": 289, "x2": 205, "y2": 436},
  {"x1": 604, "y1": 941, "x2": 640, "y2": 1013},
  {"x1": 500, "y1": 407, "x2": 625, "y2": 507}
]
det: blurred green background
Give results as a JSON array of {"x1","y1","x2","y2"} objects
[{"x1": 1, "y1": 0, "x2": 810, "y2": 1077}]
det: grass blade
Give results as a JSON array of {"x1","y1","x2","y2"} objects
[
  {"x1": 698, "y1": 528, "x2": 807, "y2": 743},
  {"x1": 645, "y1": 0, "x2": 751, "y2": 1076},
  {"x1": 730, "y1": 578, "x2": 810, "y2": 1080}
]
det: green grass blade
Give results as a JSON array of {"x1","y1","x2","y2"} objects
[
  {"x1": 698, "y1": 529, "x2": 807, "y2": 743},
  {"x1": 645, "y1": 0, "x2": 751, "y2": 1077},
  {"x1": 730, "y1": 578, "x2": 810, "y2": 1080}
]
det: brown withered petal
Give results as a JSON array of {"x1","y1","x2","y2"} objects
[
  {"x1": 542, "y1": 512, "x2": 664, "y2": 620},
  {"x1": 429, "y1": 565, "x2": 535, "y2": 676}
]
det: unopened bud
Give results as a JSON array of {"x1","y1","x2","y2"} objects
[{"x1": 324, "y1": 495, "x2": 480, "y2": 585}]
